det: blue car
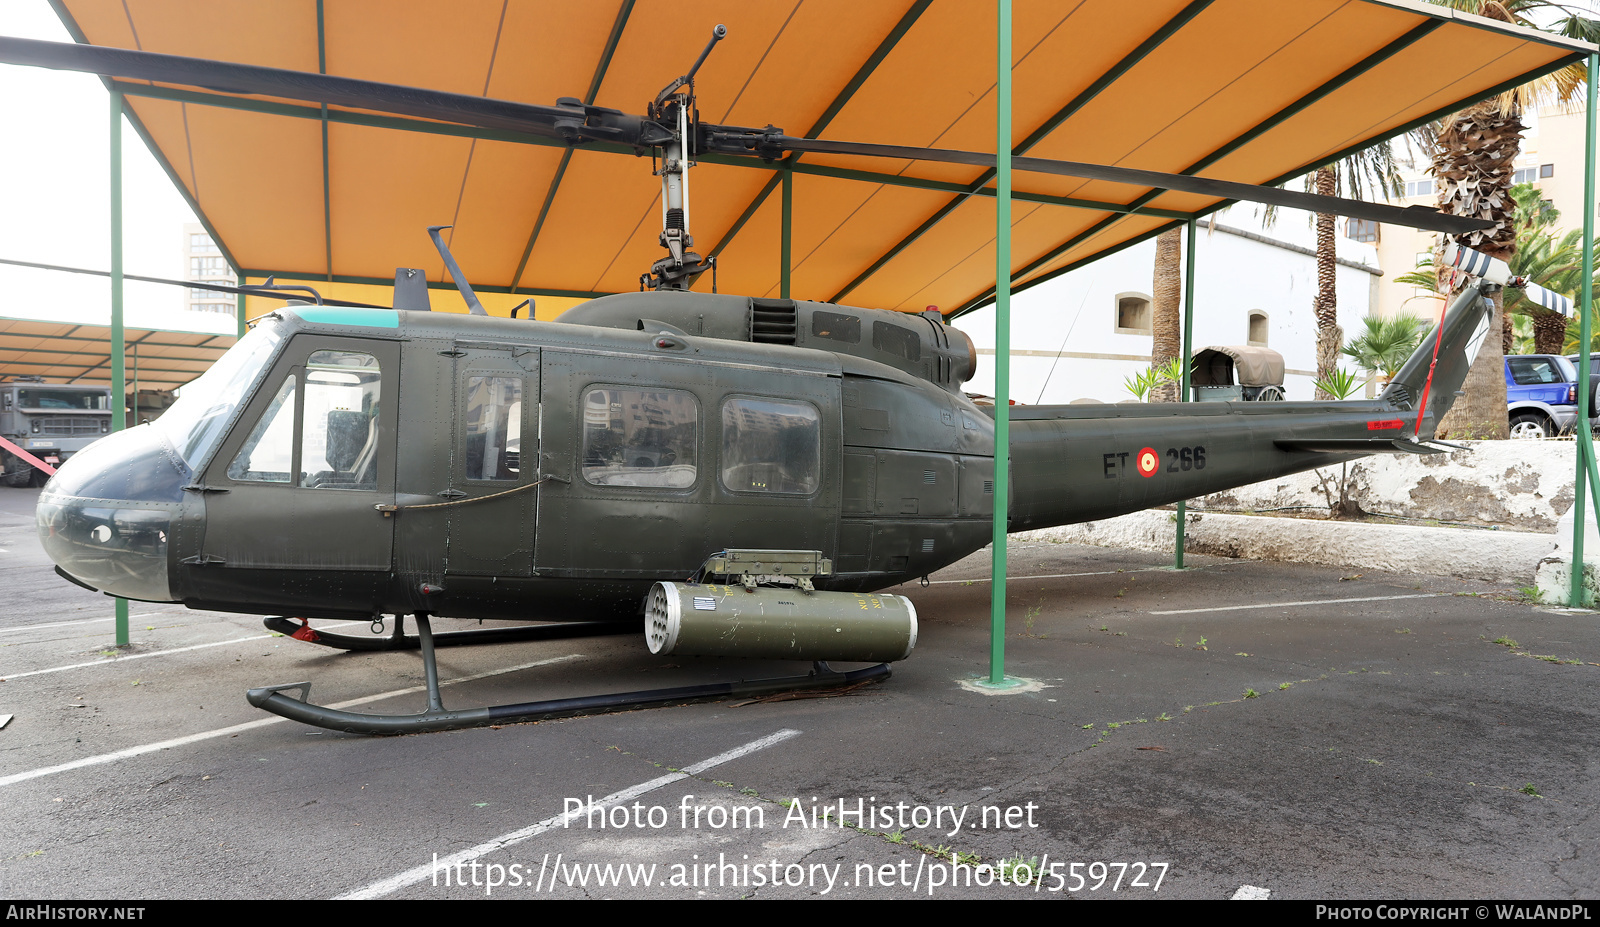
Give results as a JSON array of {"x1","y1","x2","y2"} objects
[{"x1": 1506, "y1": 354, "x2": 1578, "y2": 438}]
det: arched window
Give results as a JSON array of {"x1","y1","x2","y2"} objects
[
  {"x1": 1248, "y1": 311, "x2": 1269, "y2": 346},
  {"x1": 1115, "y1": 292, "x2": 1152, "y2": 335}
]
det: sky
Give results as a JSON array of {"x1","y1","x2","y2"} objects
[{"x1": 0, "y1": 1, "x2": 228, "y2": 335}]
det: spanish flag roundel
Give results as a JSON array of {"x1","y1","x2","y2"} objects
[{"x1": 1136, "y1": 447, "x2": 1160, "y2": 478}]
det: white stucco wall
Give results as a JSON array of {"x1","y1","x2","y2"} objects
[
  {"x1": 955, "y1": 217, "x2": 1380, "y2": 404},
  {"x1": 1189, "y1": 440, "x2": 1577, "y2": 532}
]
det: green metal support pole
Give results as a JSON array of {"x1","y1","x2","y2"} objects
[
  {"x1": 781, "y1": 166, "x2": 792, "y2": 300},
  {"x1": 110, "y1": 91, "x2": 128, "y2": 647},
  {"x1": 236, "y1": 272, "x2": 247, "y2": 338},
  {"x1": 988, "y1": 0, "x2": 1013, "y2": 686},
  {"x1": 1175, "y1": 218, "x2": 1197, "y2": 569},
  {"x1": 1571, "y1": 52, "x2": 1598, "y2": 607}
]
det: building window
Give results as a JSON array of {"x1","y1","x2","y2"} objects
[
  {"x1": 1404, "y1": 179, "x2": 1434, "y2": 198},
  {"x1": 1541, "y1": 163, "x2": 1555, "y2": 178},
  {"x1": 1513, "y1": 166, "x2": 1538, "y2": 185},
  {"x1": 1248, "y1": 311, "x2": 1268, "y2": 346},
  {"x1": 1114, "y1": 292, "x2": 1151, "y2": 335},
  {"x1": 1346, "y1": 219, "x2": 1378, "y2": 242}
]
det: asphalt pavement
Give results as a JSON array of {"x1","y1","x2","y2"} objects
[{"x1": 1, "y1": 485, "x2": 1596, "y2": 900}]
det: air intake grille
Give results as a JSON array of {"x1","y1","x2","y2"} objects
[
  {"x1": 37, "y1": 416, "x2": 103, "y2": 436},
  {"x1": 750, "y1": 298, "x2": 798, "y2": 345}
]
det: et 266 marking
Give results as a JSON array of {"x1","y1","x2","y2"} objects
[{"x1": 1103, "y1": 446, "x2": 1207, "y2": 479}]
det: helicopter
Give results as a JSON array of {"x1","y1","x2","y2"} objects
[{"x1": 3, "y1": 27, "x2": 1562, "y2": 734}]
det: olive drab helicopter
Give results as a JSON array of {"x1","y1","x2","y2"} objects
[{"x1": 1, "y1": 28, "x2": 1561, "y2": 735}]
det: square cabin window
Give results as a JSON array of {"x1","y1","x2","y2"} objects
[
  {"x1": 721, "y1": 397, "x2": 820, "y2": 494},
  {"x1": 581, "y1": 387, "x2": 697, "y2": 489}
]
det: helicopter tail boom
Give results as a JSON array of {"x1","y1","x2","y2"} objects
[{"x1": 1003, "y1": 282, "x2": 1497, "y2": 532}]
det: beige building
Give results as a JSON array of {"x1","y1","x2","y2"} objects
[
  {"x1": 1373, "y1": 101, "x2": 1591, "y2": 321},
  {"x1": 182, "y1": 222, "x2": 235, "y2": 317}
]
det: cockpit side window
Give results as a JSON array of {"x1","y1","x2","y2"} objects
[
  {"x1": 227, "y1": 376, "x2": 296, "y2": 483},
  {"x1": 222, "y1": 349, "x2": 382, "y2": 490},
  {"x1": 299, "y1": 351, "x2": 381, "y2": 490}
]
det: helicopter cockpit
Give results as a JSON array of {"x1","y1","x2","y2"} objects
[{"x1": 36, "y1": 318, "x2": 290, "y2": 603}]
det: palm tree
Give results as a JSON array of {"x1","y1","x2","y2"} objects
[
  {"x1": 1503, "y1": 183, "x2": 1577, "y2": 355},
  {"x1": 1313, "y1": 167, "x2": 1339, "y2": 399},
  {"x1": 1343, "y1": 313, "x2": 1431, "y2": 384},
  {"x1": 1427, "y1": 0, "x2": 1597, "y2": 438},
  {"x1": 1400, "y1": 184, "x2": 1583, "y2": 356},
  {"x1": 1308, "y1": 152, "x2": 1414, "y2": 398},
  {"x1": 1149, "y1": 228, "x2": 1183, "y2": 402},
  {"x1": 1510, "y1": 226, "x2": 1583, "y2": 353}
]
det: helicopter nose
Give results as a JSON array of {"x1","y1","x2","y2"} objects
[{"x1": 35, "y1": 425, "x2": 188, "y2": 603}]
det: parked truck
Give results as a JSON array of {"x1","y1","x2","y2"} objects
[{"x1": 0, "y1": 378, "x2": 113, "y2": 487}]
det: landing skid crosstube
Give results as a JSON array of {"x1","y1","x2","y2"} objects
[{"x1": 247, "y1": 613, "x2": 889, "y2": 735}]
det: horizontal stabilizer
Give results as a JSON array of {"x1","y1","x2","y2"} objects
[{"x1": 1274, "y1": 437, "x2": 1449, "y2": 456}]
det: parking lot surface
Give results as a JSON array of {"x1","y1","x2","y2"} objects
[{"x1": 1, "y1": 486, "x2": 1596, "y2": 900}]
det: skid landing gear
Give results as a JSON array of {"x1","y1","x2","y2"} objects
[
  {"x1": 262, "y1": 614, "x2": 639, "y2": 651},
  {"x1": 247, "y1": 612, "x2": 891, "y2": 735}
]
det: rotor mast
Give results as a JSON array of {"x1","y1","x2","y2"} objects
[{"x1": 642, "y1": 24, "x2": 725, "y2": 292}]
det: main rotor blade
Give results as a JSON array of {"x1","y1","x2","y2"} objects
[
  {"x1": 0, "y1": 36, "x2": 1485, "y2": 235},
  {"x1": 767, "y1": 136, "x2": 1490, "y2": 236},
  {"x1": 0, "y1": 36, "x2": 670, "y2": 147}
]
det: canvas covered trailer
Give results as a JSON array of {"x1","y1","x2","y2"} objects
[{"x1": 1191, "y1": 345, "x2": 1286, "y2": 402}]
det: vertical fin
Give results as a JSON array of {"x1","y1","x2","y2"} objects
[{"x1": 1381, "y1": 283, "x2": 1493, "y2": 432}]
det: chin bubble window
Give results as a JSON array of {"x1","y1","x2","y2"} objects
[
  {"x1": 581, "y1": 387, "x2": 698, "y2": 488},
  {"x1": 721, "y1": 397, "x2": 820, "y2": 494}
]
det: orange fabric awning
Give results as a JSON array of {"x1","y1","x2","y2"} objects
[
  {"x1": 46, "y1": 0, "x2": 1593, "y2": 318},
  {"x1": 0, "y1": 316, "x2": 236, "y2": 389}
]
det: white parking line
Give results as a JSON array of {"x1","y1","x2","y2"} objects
[
  {"x1": 1150, "y1": 593, "x2": 1445, "y2": 615},
  {"x1": 928, "y1": 567, "x2": 1173, "y2": 586},
  {"x1": 0, "y1": 653, "x2": 585, "y2": 788},
  {"x1": 1232, "y1": 884, "x2": 1271, "y2": 900},
  {"x1": 0, "y1": 621, "x2": 364, "y2": 681},
  {"x1": 335, "y1": 728, "x2": 802, "y2": 900},
  {"x1": 0, "y1": 613, "x2": 169, "y2": 635}
]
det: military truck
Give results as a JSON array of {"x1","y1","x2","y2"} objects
[{"x1": 0, "y1": 378, "x2": 113, "y2": 487}]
